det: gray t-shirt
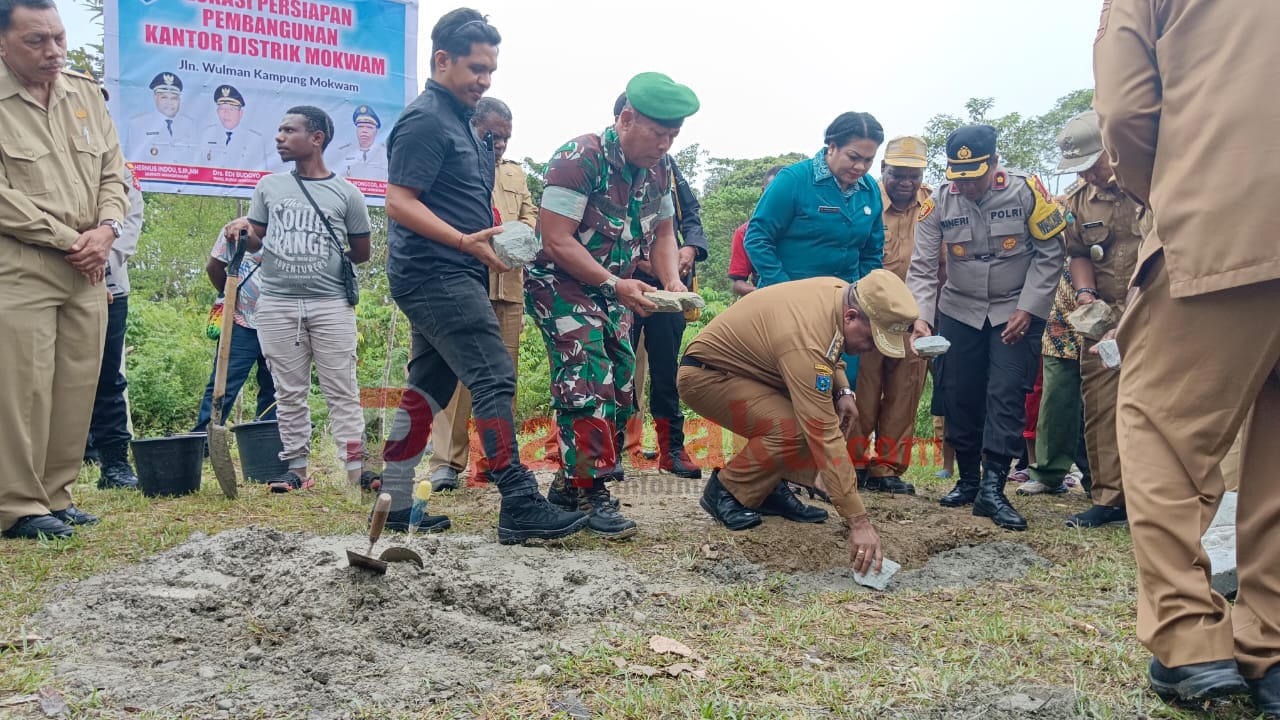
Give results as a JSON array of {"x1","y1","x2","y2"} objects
[{"x1": 248, "y1": 172, "x2": 372, "y2": 299}]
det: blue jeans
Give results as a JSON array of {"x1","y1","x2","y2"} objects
[
  {"x1": 192, "y1": 323, "x2": 277, "y2": 432},
  {"x1": 383, "y1": 271, "x2": 537, "y2": 503}
]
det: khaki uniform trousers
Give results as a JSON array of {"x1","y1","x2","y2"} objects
[
  {"x1": 1080, "y1": 337, "x2": 1123, "y2": 506},
  {"x1": 851, "y1": 348, "x2": 928, "y2": 477},
  {"x1": 678, "y1": 365, "x2": 818, "y2": 507},
  {"x1": 0, "y1": 239, "x2": 107, "y2": 531},
  {"x1": 1117, "y1": 253, "x2": 1280, "y2": 676},
  {"x1": 427, "y1": 299, "x2": 523, "y2": 475}
]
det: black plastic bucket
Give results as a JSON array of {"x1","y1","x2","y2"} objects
[
  {"x1": 131, "y1": 435, "x2": 205, "y2": 497},
  {"x1": 232, "y1": 420, "x2": 288, "y2": 483}
]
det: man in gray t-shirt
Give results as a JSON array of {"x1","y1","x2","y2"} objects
[
  {"x1": 250, "y1": 173, "x2": 370, "y2": 299},
  {"x1": 226, "y1": 106, "x2": 374, "y2": 493}
]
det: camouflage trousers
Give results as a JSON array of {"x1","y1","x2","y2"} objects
[{"x1": 527, "y1": 291, "x2": 635, "y2": 487}]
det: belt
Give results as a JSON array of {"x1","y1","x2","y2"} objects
[{"x1": 680, "y1": 355, "x2": 711, "y2": 370}]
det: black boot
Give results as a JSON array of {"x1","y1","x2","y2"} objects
[
  {"x1": 98, "y1": 442, "x2": 140, "y2": 490},
  {"x1": 579, "y1": 481, "x2": 637, "y2": 540},
  {"x1": 657, "y1": 417, "x2": 702, "y2": 479},
  {"x1": 973, "y1": 461, "x2": 1027, "y2": 531},
  {"x1": 546, "y1": 469, "x2": 577, "y2": 511},
  {"x1": 939, "y1": 455, "x2": 980, "y2": 507},
  {"x1": 497, "y1": 492, "x2": 589, "y2": 545}
]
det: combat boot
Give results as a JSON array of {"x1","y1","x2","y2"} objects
[
  {"x1": 973, "y1": 461, "x2": 1027, "y2": 531},
  {"x1": 98, "y1": 442, "x2": 140, "y2": 490},
  {"x1": 939, "y1": 456, "x2": 980, "y2": 507},
  {"x1": 657, "y1": 417, "x2": 702, "y2": 479},
  {"x1": 578, "y1": 481, "x2": 637, "y2": 540},
  {"x1": 547, "y1": 469, "x2": 577, "y2": 511}
]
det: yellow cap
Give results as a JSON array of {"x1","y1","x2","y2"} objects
[
  {"x1": 852, "y1": 269, "x2": 920, "y2": 359},
  {"x1": 883, "y1": 135, "x2": 928, "y2": 168},
  {"x1": 413, "y1": 480, "x2": 433, "y2": 501}
]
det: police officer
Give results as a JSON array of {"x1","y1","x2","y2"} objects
[
  {"x1": 198, "y1": 84, "x2": 268, "y2": 169},
  {"x1": 852, "y1": 136, "x2": 933, "y2": 495},
  {"x1": 528, "y1": 72, "x2": 698, "y2": 539},
  {"x1": 331, "y1": 104, "x2": 388, "y2": 181},
  {"x1": 678, "y1": 271, "x2": 921, "y2": 576},
  {"x1": 1096, "y1": 0, "x2": 1280, "y2": 707},
  {"x1": 1053, "y1": 110, "x2": 1141, "y2": 529},
  {"x1": 906, "y1": 124, "x2": 1065, "y2": 531},
  {"x1": 127, "y1": 71, "x2": 197, "y2": 164},
  {"x1": 0, "y1": 0, "x2": 129, "y2": 539}
]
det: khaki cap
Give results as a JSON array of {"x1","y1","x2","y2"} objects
[
  {"x1": 1055, "y1": 110, "x2": 1104, "y2": 174},
  {"x1": 884, "y1": 135, "x2": 928, "y2": 168},
  {"x1": 853, "y1": 269, "x2": 920, "y2": 359}
]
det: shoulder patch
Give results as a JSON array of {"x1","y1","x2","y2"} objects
[
  {"x1": 1026, "y1": 177, "x2": 1067, "y2": 240},
  {"x1": 993, "y1": 171, "x2": 1008, "y2": 190},
  {"x1": 917, "y1": 198, "x2": 935, "y2": 222},
  {"x1": 1031, "y1": 175, "x2": 1053, "y2": 202}
]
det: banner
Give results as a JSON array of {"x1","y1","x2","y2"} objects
[{"x1": 104, "y1": 0, "x2": 418, "y2": 204}]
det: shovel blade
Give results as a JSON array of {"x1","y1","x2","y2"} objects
[
  {"x1": 207, "y1": 424, "x2": 238, "y2": 499},
  {"x1": 346, "y1": 549, "x2": 388, "y2": 574},
  {"x1": 378, "y1": 546, "x2": 424, "y2": 568}
]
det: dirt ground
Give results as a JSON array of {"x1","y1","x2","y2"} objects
[{"x1": 29, "y1": 470, "x2": 1064, "y2": 718}]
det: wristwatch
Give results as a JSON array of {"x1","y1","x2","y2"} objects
[
  {"x1": 836, "y1": 387, "x2": 856, "y2": 400},
  {"x1": 99, "y1": 220, "x2": 122, "y2": 239},
  {"x1": 598, "y1": 275, "x2": 620, "y2": 299}
]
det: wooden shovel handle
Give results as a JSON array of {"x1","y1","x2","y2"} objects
[{"x1": 370, "y1": 493, "x2": 392, "y2": 545}]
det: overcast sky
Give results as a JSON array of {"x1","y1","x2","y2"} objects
[{"x1": 61, "y1": 0, "x2": 1099, "y2": 175}]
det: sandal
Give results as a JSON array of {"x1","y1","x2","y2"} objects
[{"x1": 268, "y1": 470, "x2": 314, "y2": 493}]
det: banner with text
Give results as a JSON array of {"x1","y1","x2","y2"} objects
[{"x1": 104, "y1": 0, "x2": 418, "y2": 204}]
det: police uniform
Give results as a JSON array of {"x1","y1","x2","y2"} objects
[
  {"x1": 1097, "y1": 0, "x2": 1280, "y2": 694},
  {"x1": 678, "y1": 273, "x2": 920, "y2": 527},
  {"x1": 905, "y1": 124, "x2": 1065, "y2": 531},
  {"x1": 126, "y1": 72, "x2": 198, "y2": 165},
  {"x1": 853, "y1": 136, "x2": 932, "y2": 491},
  {"x1": 1054, "y1": 111, "x2": 1142, "y2": 523},
  {"x1": 197, "y1": 85, "x2": 269, "y2": 169},
  {"x1": 0, "y1": 66, "x2": 129, "y2": 537},
  {"x1": 528, "y1": 72, "x2": 698, "y2": 539},
  {"x1": 428, "y1": 157, "x2": 536, "y2": 481},
  {"x1": 330, "y1": 105, "x2": 387, "y2": 181}
]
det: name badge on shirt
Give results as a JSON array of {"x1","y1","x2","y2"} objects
[
  {"x1": 1082, "y1": 221, "x2": 1105, "y2": 229},
  {"x1": 818, "y1": 206, "x2": 840, "y2": 214}
]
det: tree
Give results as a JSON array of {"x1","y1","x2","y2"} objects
[
  {"x1": 921, "y1": 90, "x2": 1095, "y2": 192},
  {"x1": 672, "y1": 143, "x2": 708, "y2": 190},
  {"x1": 521, "y1": 157, "x2": 546, "y2": 207},
  {"x1": 67, "y1": 0, "x2": 104, "y2": 77}
]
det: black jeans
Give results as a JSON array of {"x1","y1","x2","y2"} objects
[
  {"x1": 630, "y1": 310, "x2": 685, "y2": 423},
  {"x1": 938, "y1": 312, "x2": 1045, "y2": 468},
  {"x1": 86, "y1": 294, "x2": 130, "y2": 450},
  {"x1": 192, "y1": 323, "x2": 277, "y2": 432},
  {"x1": 383, "y1": 272, "x2": 537, "y2": 501}
]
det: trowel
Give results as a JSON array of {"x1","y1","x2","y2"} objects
[{"x1": 347, "y1": 493, "x2": 423, "y2": 573}]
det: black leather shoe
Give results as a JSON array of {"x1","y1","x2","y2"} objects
[
  {"x1": 2, "y1": 514, "x2": 74, "y2": 539},
  {"x1": 382, "y1": 507, "x2": 451, "y2": 533},
  {"x1": 1247, "y1": 663, "x2": 1280, "y2": 718},
  {"x1": 637, "y1": 449, "x2": 658, "y2": 461},
  {"x1": 497, "y1": 493, "x2": 589, "y2": 545},
  {"x1": 755, "y1": 482, "x2": 827, "y2": 523},
  {"x1": 939, "y1": 475, "x2": 979, "y2": 507},
  {"x1": 699, "y1": 469, "x2": 761, "y2": 531},
  {"x1": 661, "y1": 450, "x2": 702, "y2": 479},
  {"x1": 1148, "y1": 657, "x2": 1247, "y2": 703},
  {"x1": 1066, "y1": 504, "x2": 1128, "y2": 528},
  {"x1": 52, "y1": 505, "x2": 99, "y2": 526},
  {"x1": 973, "y1": 464, "x2": 1027, "y2": 531},
  {"x1": 579, "y1": 484, "x2": 638, "y2": 540},
  {"x1": 859, "y1": 474, "x2": 917, "y2": 495}
]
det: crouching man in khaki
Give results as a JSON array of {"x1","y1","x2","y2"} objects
[
  {"x1": 0, "y1": 0, "x2": 128, "y2": 539},
  {"x1": 677, "y1": 271, "x2": 919, "y2": 574}
]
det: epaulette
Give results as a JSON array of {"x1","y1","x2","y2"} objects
[
  {"x1": 1063, "y1": 178, "x2": 1087, "y2": 198},
  {"x1": 61, "y1": 68, "x2": 97, "y2": 83}
]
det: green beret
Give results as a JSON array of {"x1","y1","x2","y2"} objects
[{"x1": 624, "y1": 72, "x2": 699, "y2": 128}]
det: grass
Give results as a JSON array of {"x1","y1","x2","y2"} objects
[{"x1": 0, "y1": 439, "x2": 1263, "y2": 719}]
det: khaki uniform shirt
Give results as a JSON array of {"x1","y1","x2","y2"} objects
[
  {"x1": 1095, "y1": 0, "x2": 1280, "y2": 296},
  {"x1": 0, "y1": 66, "x2": 128, "y2": 251},
  {"x1": 683, "y1": 277, "x2": 867, "y2": 519},
  {"x1": 1061, "y1": 180, "x2": 1142, "y2": 312},
  {"x1": 491, "y1": 159, "x2": 536, "y2": 303},
  {"x1": 906, "y1": 167, "x2": 1064, "y2": 330},
  {"x1": 879, "y1": 184, "x2": 932, "y2": 280}
]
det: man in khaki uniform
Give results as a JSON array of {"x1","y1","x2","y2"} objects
[
  {"x1": 427, "y1": 96, "x2": 534, "y2": 490},
  {"x1": 852, "y1": 136, "x2": 931, "y2": 495},
  {"x1": 0, "y1": 0, "x2": 128, "y2": 539},
  {"x1": 1096, "y1": 0, "x2": 1280, "y2": 709},
  {"x1": 678, "y1": 271, "x2": 920, "y2": 575},
  {"x1": 1053, "y1": 111, "x2": 1141, "y2": 529}
]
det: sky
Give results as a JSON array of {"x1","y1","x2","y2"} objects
[{"x1": 60, "y1": 0, "x2": 1100, "y2": 180}]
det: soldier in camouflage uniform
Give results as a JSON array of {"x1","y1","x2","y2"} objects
[{"x1": 526, "y1": 72, "x2": 699, "y2": 539}]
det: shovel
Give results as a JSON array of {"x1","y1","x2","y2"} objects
[
  {"x1": 208, "y1": 231, "x2": 249, "y2": 499},
  {"x1": 348, "y1": 493, "x2": 424, "y2": 573}
]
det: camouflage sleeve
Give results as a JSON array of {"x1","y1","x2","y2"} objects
[{"x1": 540, "y1": 139, "x2": 601, "y2": 222}]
